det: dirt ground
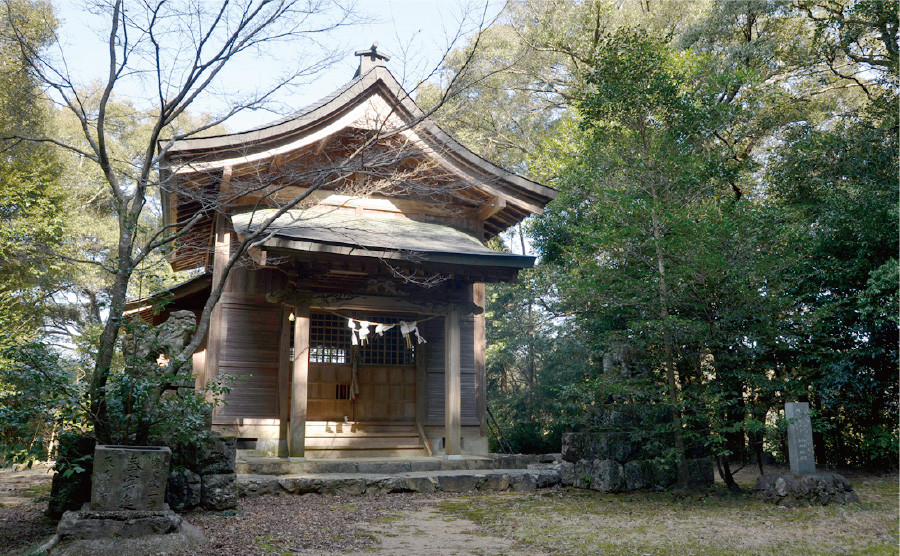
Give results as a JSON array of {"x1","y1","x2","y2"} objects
[{"x1": 1, "y1": 463, "x2": 896, "y2": 555}]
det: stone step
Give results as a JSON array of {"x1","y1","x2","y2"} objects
[
  {"x1": 235, "y1": 454, "x2": 557, "y2": 475},
  {"x1": 238, "y1": 468, "x2": 562, "y2": 498},
  {"x1": 303, "y1": 446, "x2": 427, "y2": 459}
]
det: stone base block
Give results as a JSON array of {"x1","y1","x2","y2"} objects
[
  {"x1": 57, "y1": 506, "x2": 183, "y2": 541},
  {"x1": 48, "y1": 522, "x2": 206, "y2": 556}
]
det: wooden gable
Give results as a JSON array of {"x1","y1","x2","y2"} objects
[{"x1": 159, "y1": 59, "x2": 555, "y2": 273}]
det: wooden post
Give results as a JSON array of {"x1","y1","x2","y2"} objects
[
  {"x1": 416, "y1": 344, "x2": 428, "y2": 426},
  {"x1": 472, "y1": 283, "x2": 487, "y2": 437},
  {"x1": 277, "y1": 306, "x2": 292, "y2": 457},
  {"x1": 204, "y1": 215, "x2": 230, "y2": 417},
  {"x1": 444, "y1": 308, "x2": 462, "y2": 457},
  {"x1": 290, "y1": 300, "x2": 311, "y2": 458}
]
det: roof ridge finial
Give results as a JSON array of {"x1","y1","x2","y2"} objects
[{"x1": 354, "y1": 42, "x2": 390, "y2": 78}]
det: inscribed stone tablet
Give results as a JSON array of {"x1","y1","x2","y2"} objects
[{"x1": 785, "y1": 402, "x2": 816, "y2": 475}]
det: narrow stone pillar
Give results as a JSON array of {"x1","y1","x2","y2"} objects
[
  {"x1": 786, "y1": 402, "x2": 816, "y2": 475},
  {"x1": 444, "y1": 308, "x2": 462, "y2": 457},
  {"x1": 290, "y1": 300, "x2": 311, "y2": 458}
]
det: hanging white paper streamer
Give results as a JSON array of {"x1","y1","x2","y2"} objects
[
  {"x1": 347, "y1": 318, "x2": 359, "y2": 345},
  {"x1": 398, "y1": 320, "x2": 427, "y2": 348},
  {"x1": 357, "y1": 321, "x2": 373, "y2": 345},
  {"x1": 374, "y1": 323, "x2": 394, "y2": 336}
]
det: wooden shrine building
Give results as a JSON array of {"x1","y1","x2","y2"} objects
[{"x1": 128, "y1": 46, "x2": 555, "y2": 459}]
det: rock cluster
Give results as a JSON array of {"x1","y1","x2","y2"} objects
[
  {"x1": 754, "y1": 473, "x2": 859, "y2": 508},
  {"x1": 559, "y1": 405, "x2": 715, "y2": 492},
  {"x1": 166, "y1": 435, "x2": 238, "y2": 511}
]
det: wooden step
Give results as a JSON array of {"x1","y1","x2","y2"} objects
[
  {"x1": 303, "y1": 447, "x2": 427, "y2": 459},
  {"x1": 305, "y1": 436, "x2": 421, "y2": 449},
  {"x1": 305, "y1": 421, "x2": 418, "y2": 434}
]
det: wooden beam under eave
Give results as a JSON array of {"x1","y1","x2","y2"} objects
[
  {"x1": 476, "y1": 196, "x2": 506, "y2": 221},
  {"x1": 218, "y1": 165, "x2": 234, "y2": 201}
]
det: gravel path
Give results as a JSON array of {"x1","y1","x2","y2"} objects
[
  {"x1": 0, "y1": 464, "x2": 57, "y2": 555},
  {"x1": 180, "y1": 492, "x2": 512, "y2": 555}
]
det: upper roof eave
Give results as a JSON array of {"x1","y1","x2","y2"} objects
[{"x1": 160, "y1": 66, "x2": 556, "y2": 204}]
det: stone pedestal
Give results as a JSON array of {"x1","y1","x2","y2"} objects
[
  {"x1": 51, "y1": 445, "x2": 204, "y2": 553},
  {"x1": 755, "y1": 472, "x2": 859, "y2": 507}
]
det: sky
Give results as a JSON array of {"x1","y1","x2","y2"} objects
[{"x1": 53, "y1": 0, "x2": 505, "y2": 132}]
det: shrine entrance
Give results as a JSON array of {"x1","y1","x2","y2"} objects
[
  {"x1": 291, "y1": 310, "x2": 428, "y2": 458},
  {"x1": 303, "y1": 312, "x2": 419, "y2": 423}
]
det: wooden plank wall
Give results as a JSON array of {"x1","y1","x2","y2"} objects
[
  {"x1": 213, "y1": 295, "x2": 282, "y2": 421},
  {"x1": 308, "y1": 364, "x2": 416, "y2": 422},
  {"x1": 211, "y1": 254, "x2": 287, "y2": 423},
  {"x1": 420, "y1": 316, "x2": 478, "y2": 426}
]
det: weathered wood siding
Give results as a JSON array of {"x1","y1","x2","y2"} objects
[
  {"x1": 421, "y1": 316, "x2": 478, "y2": 426},
  {"x1": 213, "y1": 294, "x2": 282, "y2": 421},
  {"x1": 209, "y1": 226, "x2": 288, "y2": 424},
  {"x1": 309, "y1": 364, "x2": 416, "y2": 422}
]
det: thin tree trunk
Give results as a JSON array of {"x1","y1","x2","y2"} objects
[
  {"x1": 717, "y1": 455, "x2": 743, "y2": 493},
  {"x1": 649, "y1": 203, "x2": 690, "y2": 489}
]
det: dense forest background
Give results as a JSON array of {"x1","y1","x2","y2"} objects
[
  {"x1": 419, "y1": 0, "x2": 898, "y2": 472},
  {"x1": 1, "y1": 0, "x2": 897, "y2": 475}
]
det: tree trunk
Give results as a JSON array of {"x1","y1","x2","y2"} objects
[
  {"x1": 649, "y1": 203, "x2": 690, "y2": 489},
  {"x1": 717, "y1": 456, "x2": 743, "y2": 493}
]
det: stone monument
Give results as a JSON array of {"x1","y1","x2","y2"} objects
[
  {"x1": 47, "y1": 445, "x2": 206, "y2": 555},
  {"x1": 785, "y1": 401, "x2": 816, "y2": 475},
  {"x1": 753, "y1": 402, "x2": 859, "y2": 507}
]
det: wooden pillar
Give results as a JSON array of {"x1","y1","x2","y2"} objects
[
  {"x1": 290, "y1": 300, "x2": 311, "y2": 458},
  {"x1": 416, "y1": 344, "x2": 428, "y2": 426},
  {"x1": 277, "y1": 306, "x2": 292, "y2": 457},
  {"x1": 204, "y1": 215, "x2": 230, "y2": 415},
  {"x1": 444, "y1": 308, "x2": 462, "y2": 457},
  {"x1": 472, "y1": 283, "x2": 487, "y2": 437}
]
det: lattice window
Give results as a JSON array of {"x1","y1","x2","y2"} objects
[
  {"x1": 299, "y1": 312, "x2": 415, "y2": 366},
  {"x1": 309, "y1": 312, "x2": 350, "y2": 363},
  {"x1": 357, "y1": 315, "x2": 415, "y2": 366}
]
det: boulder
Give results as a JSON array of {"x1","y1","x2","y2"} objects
[
  {"x1": 649, "y1": 460, "x2": 677, "y2": 490},
  {"x1": 623, "y1": 460, "x2": 650, "y2": 491},
  {"x1": 436, "y1": 475, "x2": 481, "y2": 493},
  {"x1": 186, "y1": 436, "x2": 236, "y2": 475},
  {"x1": 166, "y1": 468, "x2": 201, "y2": 512},
  {"x1": 561, "y1": 432, "x2": 637, "y2": 464},
  {"x1": 201, "y1": 474, "x2": 237, "y2": 510},
  {"x1": 590, "y1": 459, "x2": 624, "y2": 493},
  {"x1": 477, "y1": 474, "x2": 511, "y2": 492},
  {"x1": 510, "y1": 473, "x2": 537, "y2": 492}
]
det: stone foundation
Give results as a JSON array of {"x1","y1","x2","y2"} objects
[
  {"x1": 166, "y1": 435, "x2": 237, "y2": 512},
  {"x1": 754, "y1": 473, "x2": 859, "y2": 508},
  {"x1": 561, "y1": 415, "x2": 715, "y2": 492},
  {"x1": 57, "y1": 505, "x2": 182, "y2": 540}
]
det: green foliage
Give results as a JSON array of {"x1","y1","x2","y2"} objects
[
  {"x1": 0, "y1": 0, "x2": 65, "y2": 342},
  {"x1": 96, "y1": 317, "x2": 230, "y2": 446},
  {"x1": 0, "y1": 339, "x2": 84, "y2": 466}
]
